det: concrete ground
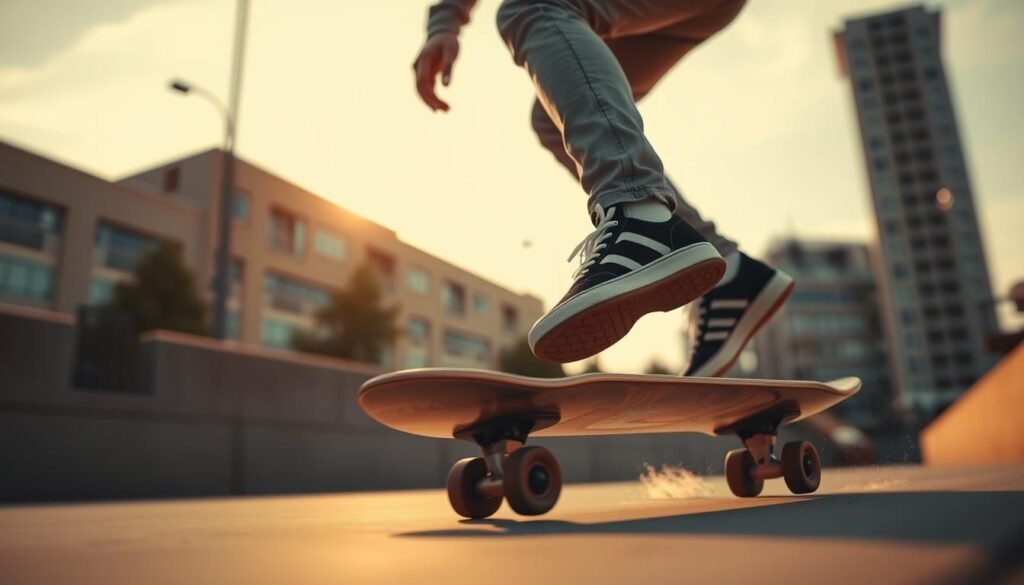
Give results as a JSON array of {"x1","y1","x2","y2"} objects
[{"x1": 1, "y1": 465, "x2": 1022, "y2": 585}]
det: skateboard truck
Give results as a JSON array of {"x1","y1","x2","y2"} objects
[
  {"x1": 715, "y1": 401, "x2": 822, "y2": 497},
  {"x1": 447, "y1": 413, "x2": 562, "y2": 519}
]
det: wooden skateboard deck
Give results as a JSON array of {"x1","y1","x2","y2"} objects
[
  {"x1": 358, "y1": 368, "x2": 860, "y2": 440},
  {"x1": 358, "y1": 368, "x2": 861, "y2": 516}
]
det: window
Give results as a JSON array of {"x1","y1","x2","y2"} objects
[
  {"x1": 267, "y1": 207, "x2": 306, "y2": 256},
  {"x1": 0, "y1": 254, "x2": 54, "y2": 301},
  {"x1": 900, "y1": 309, "x2": 917, "y2": 326},
  {"x1": 226, "y1": 310, "x2": 242, "y2": 339},
  {"x1": 473, "y1": 293, "x2": 489, "y2": 315},
  {"x1": 263, "y1": 272, "x2": 330, "y2": 315},
  {"x1": 405, "y1": 353, "x2": 429, "y2": 368},
  {"x1": 162, "y1": 166, "x2": 180, "y2": 193},
  {"x1": 407, "y1": 267, "x2": 430, "y2": 294},
  {"x1": 0, "y1": 190, "x2": 64, "y2": 253},
  {"x1": 444, "y1": 329, "x2": 491, "y2": 362},
  {"x1": 502, "y1": 304, "x2": 519, "y2": 335},
  {"x1": 88, "y1": 277, "x2": 116, "y2": 305},
  {"x1": 94, "y1": 222, "x2": 162, "y2": 272},
  {"x1": 314, "y1": 229, "x2": 347, "y2": 261},
  {"x1": 407, "y1": 316, "x2": 431, "y2": 346},
  {"x1": 442, "y1": 280, "x2": 466, "y2": 316},
  {"x1": 261, "y1": 318, "x2": 299, "y2": 349},
  {"x1": 367, "y1": 248, "x2": 396, "y2": 292},
  {"x1": 233, "y1": 191, "x2": 250, "y2": 221}
]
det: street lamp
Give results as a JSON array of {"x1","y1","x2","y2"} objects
[
  {"x1": 169, "y1": 78, "x2": 237, "y2": 340},
  {"x1": 166, "y1": 0, "x2": 248, "y2": 342}
]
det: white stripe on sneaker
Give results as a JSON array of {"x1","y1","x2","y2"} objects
[
  {"x1": 600, "y1": 254, "x2": 643, "y2": 271},
  {"x1": 704, "y1": 331, "x2": 730, "y2": 341},
  {"x1": 616, "y1": 232, "x2": 671, "y2": 256},
  {"x1": 707, "y1": 318, "x2": 737, "y2": 328},
  {"x1": 710, "y1": 299, "x2": 748, "y2": 310}
]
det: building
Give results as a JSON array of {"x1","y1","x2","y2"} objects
[
  {"x1": 0, "y1": 140, "x2": 543, "y2": 369},
  {"x1": 755, "y1": 239, "x2": 892, "y2": 428},
  {"x1": 833, "y1": 6, "x2": 998, "y2": 417}
]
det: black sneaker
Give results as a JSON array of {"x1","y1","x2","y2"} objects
[
  {"x1": 683, "y1": 252, "x2": 794, "y2": 377},
  {"x1": 529, "y1": 203, "x2": 725, "y2": 363}
]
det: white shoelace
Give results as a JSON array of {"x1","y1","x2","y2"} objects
[{"x1": 567, "y1": 205, "x2": 619, "y2": 280}]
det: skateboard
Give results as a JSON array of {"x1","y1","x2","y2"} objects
[{"x1": 357, "y1": 369, "x2": 860, "y2": 519}]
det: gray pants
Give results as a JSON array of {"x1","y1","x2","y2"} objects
[{"x1": 497, "y1": 0, "x2": 743, "y2": 256}]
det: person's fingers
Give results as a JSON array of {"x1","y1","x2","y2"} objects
[
  {"x1": 416, "y1": 73, "x2": 449, "y2": 111},
  {"x1": 414, "y1": 52, "x2": 440, "y2": 109},
  {"x1": 440, "y1": 42, "x2": 458, "y2": 87},
  {"x1": 414, "y1": 47, "x2": 450, "y2": 111}
]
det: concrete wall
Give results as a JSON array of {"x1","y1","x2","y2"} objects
[
  {"x1": 0, "y1": 304, "x2": 840, "y2": 503},
  {"x1": 920, "y1": 343, "x2": 1024, "y2": 465}
]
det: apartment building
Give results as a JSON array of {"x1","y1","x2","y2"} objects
[
  {"x1": 0, "y1": 140, "x2": 543, "y2": 369},
  {"x1": 834, "y1": 6, "x2": 998, "y2": 415},
  {"x1": 755, "y1": 240, "x2": 892, "y2": 428}
]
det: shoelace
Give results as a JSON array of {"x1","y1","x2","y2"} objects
[{"x1": 567, "y1": 205, "x2": 619, "y2": 280}]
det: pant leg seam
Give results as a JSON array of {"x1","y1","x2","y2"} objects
[{"x1": 545, "y1": 6, "x2": 638, "y2": 197}]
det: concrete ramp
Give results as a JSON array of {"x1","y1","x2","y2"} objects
[{"x1": 921, "y1": 344, "x2": 1024, "y2": 464}]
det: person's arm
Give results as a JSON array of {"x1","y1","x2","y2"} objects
[
  {"x1": 413, "y1": 0, "x2": 479, "y2": 112},
  {"x1": 426, "y1": 0, "x2": 478, "y2": 38}
]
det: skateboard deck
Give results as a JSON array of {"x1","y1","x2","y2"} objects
[
  {"x1": 357, "y1": 368, "x2": 861, "y2": 440},
  {"x1": 358, "y1": 368, "x2": 860, "y2": 516}
]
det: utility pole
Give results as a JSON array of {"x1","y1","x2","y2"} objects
[{"x1": 212, "y1": 0, "x2": 250, "y2": 340}]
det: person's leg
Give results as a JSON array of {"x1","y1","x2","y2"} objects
[
  {"x1": 498, "y1": 0, "x2": 726, "y2": 212},
  {"x1": 502, "y1": 0, "x2": 739, "y2": 363},
  {"x1": 529, "y1": 0, "x2": 745, "y2": 257}
]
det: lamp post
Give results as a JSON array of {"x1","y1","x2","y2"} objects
[{"x1": 168, "y1": 0, "x2": 249, "y2": 340}]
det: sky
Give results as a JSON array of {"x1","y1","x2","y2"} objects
[{"x1": 1, "y1": 0, "x2": 1021, "y2": 374}]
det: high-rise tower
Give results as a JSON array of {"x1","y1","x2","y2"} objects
[{"x1": 833, "y1": 6, "x2": 997, "y2": 417}]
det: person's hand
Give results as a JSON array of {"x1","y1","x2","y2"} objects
[{"x1": 413, "y1": 33, "x2": 459, "y2": 112}]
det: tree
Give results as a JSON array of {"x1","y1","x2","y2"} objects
[
  {"x1": 644, "y1": 359, "x2": 674, "y2": 375},
  {"x1": 499, "y1": 338, "x2": 565, "y2": 378},
  {"x1": 292, "y1": 263, "x2": 400, "y2": 364},
  {"x1": 111, "y1": 242, "x2": 207, "y2": 336}
]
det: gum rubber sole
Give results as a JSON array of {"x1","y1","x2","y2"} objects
[{"x1": 533, "y1": 258, "x2": 725, "y2": 363}]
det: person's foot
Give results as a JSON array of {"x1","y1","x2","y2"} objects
[
  {"x1": 529, "y1": 201, "x2": 726, "y2": 363},
  {"x1": 683, "y1": 252, "x2": 794, "y2": 377}
]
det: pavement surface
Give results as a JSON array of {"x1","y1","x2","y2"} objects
[{"x1": 1, "y1": 465, "x2": 1022, "y2": 585}]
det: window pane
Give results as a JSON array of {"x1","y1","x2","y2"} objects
[
  {"x1": 88, "y1": 277, "x2": 117, "y2": 305},
  {"x1": 95, "y1": 222, "x2": 161, "y2": 272},
  {"x1": 473, "y1": 294, "x2": 489, "y2": 315},
  {"x1": 407, "y1": 268, "x2": 429, "y2": 294},
  {"x1": 233, "y1": 192, "x2": 250, "y2": 221},
  {"x1": 314, "y1": 229, "x2": 347, "y2": 261}
]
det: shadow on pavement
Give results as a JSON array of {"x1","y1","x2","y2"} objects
[{"x1": 398, "y1": 491, "x2": 1024, "y2": 560}]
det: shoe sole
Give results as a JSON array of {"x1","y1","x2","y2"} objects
[
  {"x1": 530, "y1": 242, "x2": 725, "y2": 363},
  {"x1": 687, "y1": 270, "x2": 795, "y2": 377}
]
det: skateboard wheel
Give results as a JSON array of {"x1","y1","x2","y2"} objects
[
  {"x1": 782, "y1": 441, "x2": 821, "y2": 494},
  {"x1": 725, "y1": 448, "x2": 763, "y2": 497},
  {"x1": 503, "y1": 446, "x2": 562, "y2": 516},
  {"x1": 447, "y1": 457, "x2": 503, "y2": 519}
]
